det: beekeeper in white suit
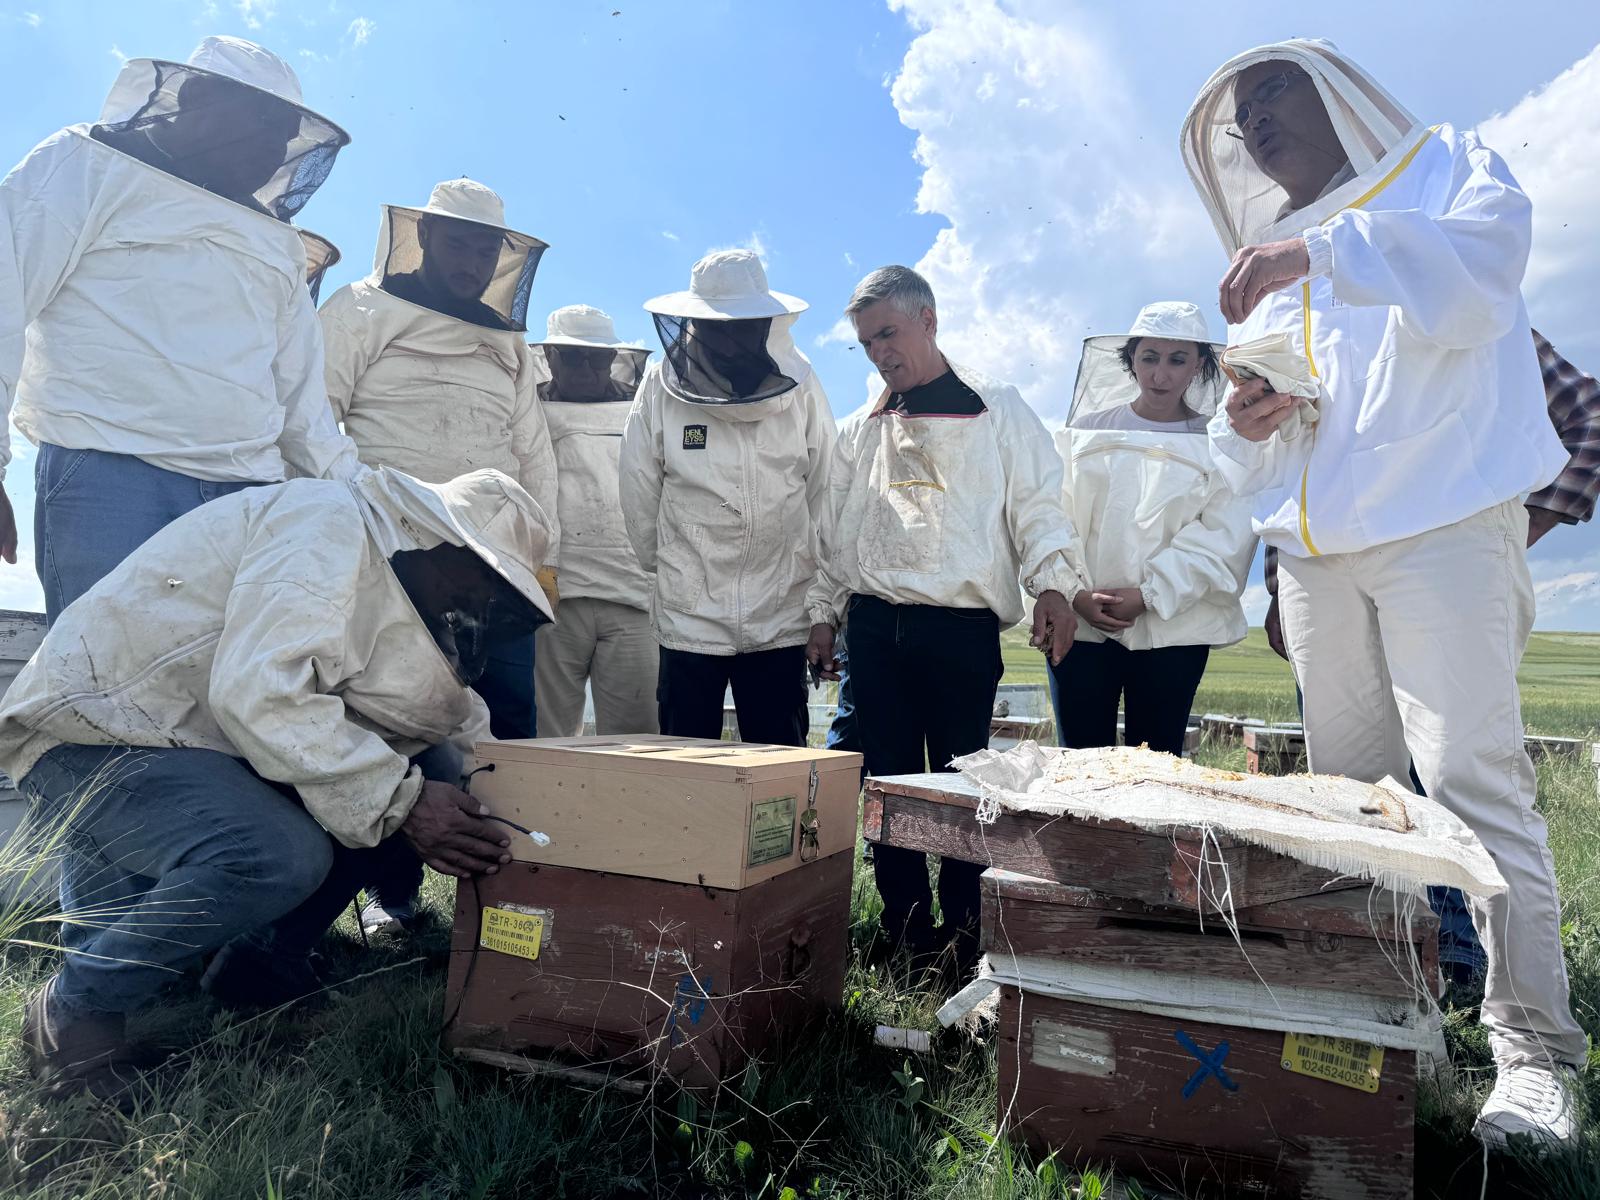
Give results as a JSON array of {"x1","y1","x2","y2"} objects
[
  {"x1": 319, "y1": 177, "x2": 557, "y2": 937},
  {"x1": 0, "y1": 467, "x2": 554, "y2": 1100},
  {"x1": 1181, "y1": 38, "x2": 1580, "y2": 1148},
  {"x1": 1051, "y1": 302, "x2": 1254, "y2": 756},
  {"x1": 804, "y1": 265, "x2": 1080, "y2": 973},
  {"x1": 0, "y1": 35, "x2": 359, "y2": 620},
  {"x1": 531, "y1": 305, "x2": 657, "y2": 736},
  {"x1": 620, "y1": 249, "x2": 833, "y2": 747}
]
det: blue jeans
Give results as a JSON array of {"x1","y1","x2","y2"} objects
[
  {"x1": 34, "y1": 444, "x2": 259, "y2": 624},
  {"x1": 825, "y1": 630, "x2": 860, "y2": 755},
  {"x1": 21, "y1": 745, "x2": 336, "y2": 1021},
  {"x1": 474, "y1": 630, "x2": 537, "y2": 741}
]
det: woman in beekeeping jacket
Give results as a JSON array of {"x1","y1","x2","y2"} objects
[{"x1": 1051, "y1": 302, "x2": 1255, "y2": 755}]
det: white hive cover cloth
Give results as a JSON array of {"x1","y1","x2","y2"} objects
[{"x1": 953, "y1": 743, "x2": 1505, "y2": 900}]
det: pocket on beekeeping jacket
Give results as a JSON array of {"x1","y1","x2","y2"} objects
[
  {"x1": 861, "y1": 442, "x2": 946, "y2": 574},
  {"x1": 655, "y1": 519, "x2": 707, "y2": 614}
]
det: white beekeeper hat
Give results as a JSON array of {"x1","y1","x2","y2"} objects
[
  {"x1": 98, "y1": 35, "x2": 350, "y2": 221},
  {"x1": 1070, "y1": 301, "x2": 1226, "y2": 424},
  {"x1": 643, "y1": 249, "x2": 808, "y2": 320}
]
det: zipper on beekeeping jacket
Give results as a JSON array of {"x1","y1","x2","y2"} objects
[
  {"x1": 1073, "y1": 440, "x2": 1209, "y2": 477},
  {"x1": 1295, "y1": 125, "x2": 1439, "y2": 558}
]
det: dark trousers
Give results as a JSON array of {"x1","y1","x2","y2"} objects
[
  {"x1": 657, "y1": 644, "x2": 809, "y2": 747},
  {"x1": 848, "y1": 594, "x2": 1001, "y2": 950},
  {"x1": 1049, "y1": 639, "x2": 1209, "y2": 756}
]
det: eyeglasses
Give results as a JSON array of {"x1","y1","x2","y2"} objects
[{"x1": 1225, "y1": 70, "x2": 1305, "y2": 140}]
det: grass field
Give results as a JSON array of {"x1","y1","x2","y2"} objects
[{"x1": 0, "y1": 631, "x2": 1596, "y2": 1198}]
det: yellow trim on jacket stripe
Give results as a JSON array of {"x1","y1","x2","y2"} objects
[{"x1": 1295, "y1": 125, "x2": 1439, "y2": 557}]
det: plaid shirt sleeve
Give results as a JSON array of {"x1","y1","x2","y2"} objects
[{"x1": 1527, "y1": 330, "x2": 1600, "y2": 525}]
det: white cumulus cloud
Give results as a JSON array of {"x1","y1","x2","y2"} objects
[
  {"x1": 235, "y1": 0, "x2": 275, "y2": 30},
  {"x1": 1480, "y1": 43, "x2": 1600, "y2": 367},
  {"x1": 346, "y1": 16, "x2": 375, "y2": 47},
  {"x1": 21, "y1": 12, "x2": 41, "y2": 27},
  {"x1": 883, "y1": 0, "x2": 1220, "y2": 422}
]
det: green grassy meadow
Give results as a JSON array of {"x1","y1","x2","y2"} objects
[{"x1": 0, "y1": 631, "x2": 1596, "y2": 1199}]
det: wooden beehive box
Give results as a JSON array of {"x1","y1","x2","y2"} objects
[
  {"x1": 864, "y1": 773, "x2": 1358, "y2": 915},
  {"x1": 468, "y1": 735, "x2": 862, "y2": 888},
  {"x1": 980, "y1": 869, "x2": 1439, "y2": 1003},
  {"x1": 1245, "y1": 725, "x2": 1308, "y2": 776},
  {"x1": 995, "y1": 987, "x2": 1416, "y2": 1199},
  {"x1": 443, "y1": 737, "x2": 863, "y2": 1088},
  {"x1": 0, "y1": 611, "x2": 47, "y2": 853}
]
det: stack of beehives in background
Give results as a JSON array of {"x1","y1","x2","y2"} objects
[
  {"x1": 442, "y1": 736, "x2": 862, "y2": 1089},
  {"x1": 867, "y1": 751, "x2": 1453, "y2": 1200}
]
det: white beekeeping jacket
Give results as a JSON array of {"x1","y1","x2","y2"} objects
[
  {"x1": 531, "y1": 308, "x2": 652, "y2": 611},
  {"x1": 807, "y1": 361, "x2": 1082, "y2": 630},
  {"x1": 0, "y1": 39, "x2": 357, "y2": 485},
  {"x1": 320, "y1": 179, "x2": 559, "y2": 557},
  {"x1": 1058, "y1": 303, "x2": 1255, "y2": 650},
  {"x1": 0, "y1": 467, "x2": 554, "y2": 849},
  {"x1": 319, "y1": 280, "x2": 559, "y2": 555},
  {"x1": 1181, "y1": 39, "x2": 1566, "y2": 555},
  {"x1": 619, "y1": 350, "x2": 834, "y2": 655}
]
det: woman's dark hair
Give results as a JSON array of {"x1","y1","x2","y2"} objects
[{"x1": 1118, "y1": 337, "x2": 1220, "y2": 385}]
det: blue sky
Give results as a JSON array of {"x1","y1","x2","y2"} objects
[{"x1": 4, "y1": 1, "x2": 1600, "y2": 627}]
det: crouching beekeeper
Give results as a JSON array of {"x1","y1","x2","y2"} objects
[{"x1": 0, "y1": 468, "x2": 554, "y2": 1100}]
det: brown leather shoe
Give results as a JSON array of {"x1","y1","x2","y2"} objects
[{"x1": 21, "y1": 976, "x2": 141, "y2": 1105}]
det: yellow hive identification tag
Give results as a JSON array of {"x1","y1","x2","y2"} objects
[
  {"x1": 479, "y1": 904, "x2": 547, "y2": 961},
  {"x1": 1281, "y1": 1033, "x2": 1384, "y2": 1093}
]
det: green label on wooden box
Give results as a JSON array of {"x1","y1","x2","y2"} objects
[{"x1": 748, "y1": 796, "x2": 796, "y2": 867}]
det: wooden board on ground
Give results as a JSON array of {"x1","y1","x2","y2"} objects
[
  {"x1": 981, "y1": 869, "x2": 1439, "y2": 1000},
  {"x1": 863, "y1": 773, "x2": 1359, "y2": 914},
  {"x1": 442, "y1": 850, "x2": 853, "y2": 1089},
  {"x1": 469, "y1": 735, "x2": 862, "y2": 889},
  {"x1": 996, "y1": 987, "x2": 1414, "y2": 1200}
]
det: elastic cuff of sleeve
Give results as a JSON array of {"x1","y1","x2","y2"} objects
[
  {"x1": 805, "y1": 606, "x2": 837, "y2": 630},
  {"x1": 1138, "y1": 580, "x2": 1162, "y2": 617},
  {"x1": 1301, "y1": 225, "x2": 1333, "y2": 279}
]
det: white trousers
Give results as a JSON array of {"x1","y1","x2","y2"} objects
[
  {"x1": 534, "y1": 597, "x2": 659, "y2": 738},
  {"x1": 1280, "y1": 500, "x2": 1584, "y2": 1070}
]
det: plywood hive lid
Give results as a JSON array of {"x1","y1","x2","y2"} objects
[{"x1": 474, "y1": 734, "x2": 862, "y2": 784}]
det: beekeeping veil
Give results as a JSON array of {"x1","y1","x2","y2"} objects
[
  {"x1": 643, "y1": 250, "x2": 810, "y2": 406},
  {"x1": 375, "y1": 179, "x2": 548, "y2": 333},
  {"x1": 297, "y1": 228, "x2": 339, "y2": 302},
  {"x1": 1180, "y1": 39, "x2": 1423, "y2": 257},
  {"x1": 95, "y1": 35, "x2": 349, "y2": 222},
  {"x1": 530, "y1": 305, "x2": 651, "y2": 404},
  {"x1": 1069, "y1": 302, "x2": 1224, "y2": 429}
]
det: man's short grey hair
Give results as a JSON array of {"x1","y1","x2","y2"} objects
[{"x1": 845, "y1": 265, "x2": 937, "y2": 320}]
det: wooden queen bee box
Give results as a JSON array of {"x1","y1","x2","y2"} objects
[{"x1": 442, "y1": 737, "x2": 863, "y2": 1088}]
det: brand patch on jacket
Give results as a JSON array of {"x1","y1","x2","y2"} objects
[{"x1": 682, "y1": 425, "x2": 708, "y2": 450}]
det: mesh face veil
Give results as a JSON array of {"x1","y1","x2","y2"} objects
[
  {"x1": 1069, "y1": 302, "x2": 1224, "y2": 429},
  {"x1": 297, "y1": 229, "x2": 339, "y2": 303},
  {"x1": 376, "y1": 208, "x2": 547, "y2": 333},
  {"x1": 96, "y1": 59, "x2": 349, "y2": 222},
  {"x1": 652, "y1": 314, "x2": 802, "y2": 406},
  {"x1": 1180, "y1": 39, "x2": 1423, "y2": 257},
  {"x1": 533, "y1": 345, "x2": 651, "y2": 404}
]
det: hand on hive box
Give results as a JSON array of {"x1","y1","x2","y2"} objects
[
  {"x1": 401, "y1": 780, "x2": 512, "y2": 878},
  {"x1": 805, "y1": 623, "x2": 840, "y2": 682},
  {"x1": 1029, "y1": 589, "x2": 1076, "y2": 666}
]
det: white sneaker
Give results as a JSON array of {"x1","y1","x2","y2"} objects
[{"x1": 1472, "y1": 1062, "x2": 1581, "y2": 1151}]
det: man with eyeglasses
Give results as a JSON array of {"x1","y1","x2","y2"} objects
[{"x1": 1181, "y1": 40, "x2": 1582, "y2": 1151}]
